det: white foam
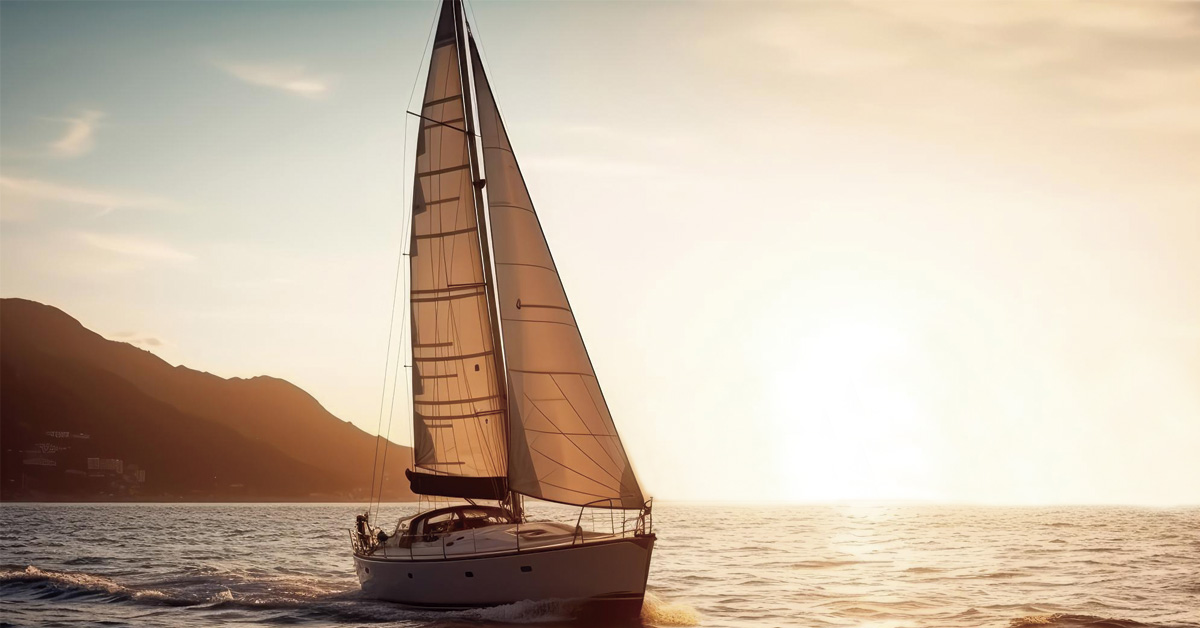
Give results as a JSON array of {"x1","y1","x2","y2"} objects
[
  {"x1": 642, "y1": 591, "x2": 702, "y2": 626},
  {"x1": 2, "y1": 565, "x2": 127, "y2": 596},
  {"x1": 458, "y1": 598, "x2": 573, "y2": 623}
]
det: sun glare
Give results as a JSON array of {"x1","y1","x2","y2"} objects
[{"x1": 766, "y1": 318, "x2": 944, "y2": 503}]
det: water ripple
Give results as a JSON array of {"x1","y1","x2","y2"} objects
[{"x1": 1, "y1": 503, "x2": 1198, "y2": 627}]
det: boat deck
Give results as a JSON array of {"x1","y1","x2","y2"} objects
[{"x1": 369, "y1": 521, "x2": 627, "y2": 561}]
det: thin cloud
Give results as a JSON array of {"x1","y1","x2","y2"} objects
[
  {"x1": 47, "y1": 110, "x2": 104, "y2": 158},
  {"x1": 219, "y1": 62, "x2": 330, "y2": 97},
  {"x1": 0, "y1": 175, "x2": 181, "y2": 219},
  {"x1": 75, "y1": 232, "x2": 194, "y2": 262},
  {"x1": 699, "y1": 0, "x2": 1200, "y2": 136}
]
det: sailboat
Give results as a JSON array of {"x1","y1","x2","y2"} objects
[{"x1": 350, "y1": 0, "x2": 654, "y2": 618}]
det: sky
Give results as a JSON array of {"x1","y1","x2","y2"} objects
[{"x1": 2, "y1": 1, "x2": 1197, "y2": 506}]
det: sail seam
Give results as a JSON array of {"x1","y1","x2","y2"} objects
[
  {"x1": 496, "y1": 261, "x2": 557, "y2": 272},
  {"x1": 522, "y1": 391, "x2": 623, "y2": 485},
  {"x1": 579, "y1": 373, "x2": 632, "y2": 470},
  {"x1": 500, "y1": 317, "x2": 577, "y2": 329},
  {"x1": 508, "y1": 368, "x2": 599, "y2": 377},
  {"x1": 524, "y1": 428, "x2": 622, "y2": 437},
  {"x1": 524, "y1": 449, "x2": 619, "y2": 495},
  {"x1": 531, "y1": 479, "x2": 612, "y2": 501},
  {"x1": 489, "y1": 202, "x2": 536, "y2": 214},
  {"x1": 543, "y1": 374, "x2": 624, "y2": 474}
]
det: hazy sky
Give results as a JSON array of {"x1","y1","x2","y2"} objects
[{"x1": 2, "y1": 1, "x2": 1197, "y2": 505}]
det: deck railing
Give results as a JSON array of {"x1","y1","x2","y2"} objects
[
  {"x1": 570, "y1": 498, "x2": 653, "y2": 546},
  {"x1": 350, "y1": 498, "x2": 653, "y2": 559}
]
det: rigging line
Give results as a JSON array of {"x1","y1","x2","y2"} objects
[
  {"x1": 376, "y1": 278, "x2": 409, "y2": 516},
  {"x1": 370, "y1": 0, "x2": 440, "y2": 524},
  {"x1": 368, "y1": 83, "x2": 416, "y2": 522},
  {"x1": 377, "y1": 84, "x2": 433, "y2": 523},
  {"x1": 366, "y1": 261, "x2": 401, "y2": 513},
  {"x1": 375, "y1": 161, "x2": 411, "y2": 522},
  {"x1": 406, "y1": 111, "x2": 470, "y2": 135},
  {"x1": 406, "y1": 0, "x2": 443, "y2": 114},
  {"x1": 463, "y1": 0, "x2": 512, "y2": 132}
]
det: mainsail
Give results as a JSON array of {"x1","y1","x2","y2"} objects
[
  {"x1": 399, "y1": 0, "x2": 644, "y2": 510},
  {"x1": 469, "y1": 37, "x2": 646, "y2": 509},
  {"x1": 406, "y1": 1, "x2": 507, "y2": 500}
]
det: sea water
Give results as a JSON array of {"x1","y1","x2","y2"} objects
[{"x1": 0, "y1": 503, "x2": 1196, "y2": 627}]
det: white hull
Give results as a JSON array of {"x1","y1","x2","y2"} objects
[{"x1": 354, "y1": 535, "x2": 654, "y2": 616}]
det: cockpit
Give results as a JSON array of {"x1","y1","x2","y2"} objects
[{"x1": 396, "y1": 505, "x2": 515, "y2": 547}]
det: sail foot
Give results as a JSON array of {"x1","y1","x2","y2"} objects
[{"x1": 406, "y1": 469, "x2": 509, "y2": 501}]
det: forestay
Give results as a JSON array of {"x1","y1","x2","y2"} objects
[{"x1": 469, "y1": 36, "x2": 645, "y2": 509}]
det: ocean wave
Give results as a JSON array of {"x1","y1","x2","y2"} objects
[
  {"x1": 1, "y1": 565, "x2": 130, "y2": 598},
  {"x1": 791, "y1": 559, "x2": 891, "y2": 569},
  {"x1": 1, "y1": 566, "x2": 209, "y2": 608},
  {"x1": 1, "y1": 565, "x2": 692, "y2": 625},
  {"x1": 1009, "y1": 613, "x2": 1175, "y2": 628},
  {"x1": 4, "y1": 503, "x2": 1198, "y2": 628}
]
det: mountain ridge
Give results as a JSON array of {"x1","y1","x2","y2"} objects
[{"x1": 0, "y1": 297, "x2": 414, "y2": 502}]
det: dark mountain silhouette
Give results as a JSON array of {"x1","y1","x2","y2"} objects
[{"x1": 1, "y1": 298, "x2": 414, "y2": 501}]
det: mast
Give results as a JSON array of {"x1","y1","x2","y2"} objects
[
  {"x1": 403, "y1": 0, "x2": 507, "y2": 501},
  {"x1": 450, "y1": 0, "x2": 504, "y2": 405},
  {"x1": 450, "y1": 0, "x2": 521, "y2": 518}
]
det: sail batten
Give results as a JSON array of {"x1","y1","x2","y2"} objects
[{"x1": 468, "y1": 35, "x2": 645, "y2": 509}]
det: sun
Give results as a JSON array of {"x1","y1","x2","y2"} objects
[{"x1": 763, "y1": 316, "x2": 945, "y2": 502}]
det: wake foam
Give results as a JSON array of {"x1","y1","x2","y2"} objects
[
  {"x1": 2, "y1": 565, "x2": 672, "y2": 625},
  {"x1": 1, "y1": 565, "x2": 129, "y2": 598},
  {"x1": 3, "y1": 565, "x2": 702, "y2": 626},
  {"x1": 456, "y1": 598, "x2": 575, "y2": 623},
  {"x1": 1, "y1": 566, "x2": 194, "y2": 607},
  {"x1": 641, "y1": 591, "x2": 701, "y2": 626}
]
